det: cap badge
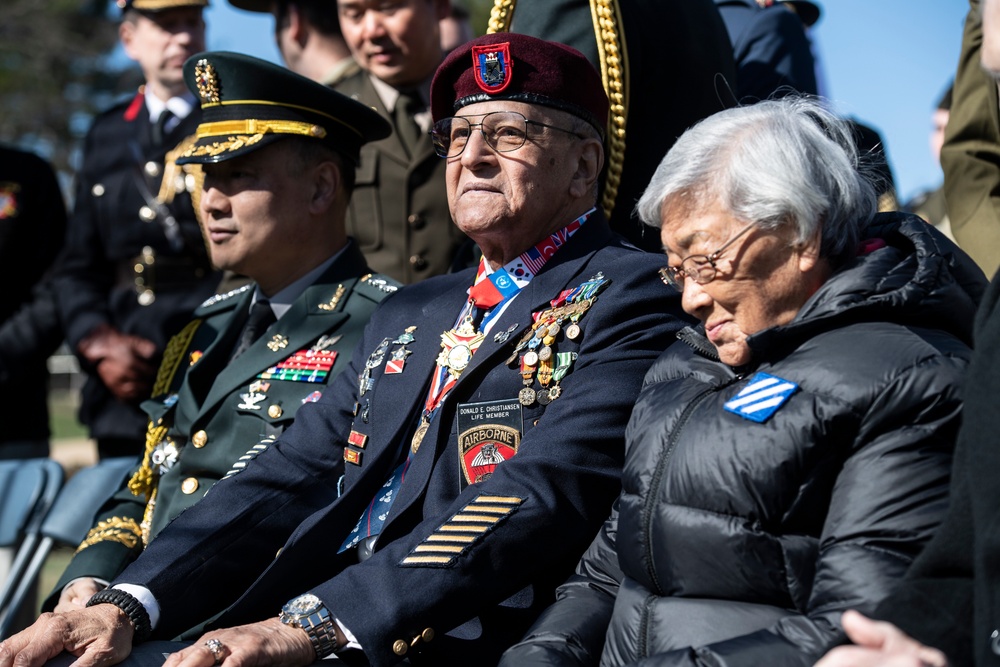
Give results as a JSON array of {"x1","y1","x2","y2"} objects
[
  {"x1": 472, "y1": 42, "x2": 512, "y2": 94},
  {"x1": 194, "y1": 58, "x2": 221, "y2": 104}
]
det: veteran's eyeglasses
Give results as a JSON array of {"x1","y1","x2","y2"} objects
[
  {"x1": 659, "y1": 221, "x2": 758, "y2": 292},
  {"x1": 431, "y1": 110, "x2": 585, "y2": 158}
]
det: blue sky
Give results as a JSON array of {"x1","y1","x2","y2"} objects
[{"x1": 203, "y1": 1, "x2": 969, "y2": 204}]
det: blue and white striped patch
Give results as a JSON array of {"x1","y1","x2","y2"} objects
[{"x1": 724, "y1": 372, "x2": 798, "y2": 423}]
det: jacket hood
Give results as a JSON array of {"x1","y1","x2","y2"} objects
[{"x1": 751, "y1": 211, "x2": 986, "y2": 355}]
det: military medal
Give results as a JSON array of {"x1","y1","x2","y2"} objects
[
  {"x1": 519, "y1": 356, "x2": 537, "y2": 406},
  {"x1": 150, "y1": 438, "x2": 179, "y2": 475},
  {"x1": 536, "y1": 357, "x2": 554, "y2": 405},
  {"x1": 437, "y1": 316, "x2": 485, "y2": 380},
  {"x1": 411, "y1": 418, "x2": 429, "y2": 454}
]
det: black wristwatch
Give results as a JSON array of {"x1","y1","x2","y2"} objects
[
  {"x1": 279, "y1": 593, "x2": 339, "y2": 658},
  {"x1": 86, "y1": 588, "x2": 152, "y2": 643}
]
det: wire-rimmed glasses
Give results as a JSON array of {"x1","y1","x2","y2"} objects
[
  {"x1": 431, "y1": 110, "x2": 584, "y2": 158},
  {"x1": 659, "y1": 221, "x2": 758, "y2": 292}
]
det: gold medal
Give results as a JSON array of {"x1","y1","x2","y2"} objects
[
  {"x1": 436, "y1": 316, "x2": 485, "y2": 380},
  {"x1": 547, "y1": 385, "x2": 562, "y2": 400},
  {"x1": 411, "y1": 419, "x2": 429, "y2": 454}
]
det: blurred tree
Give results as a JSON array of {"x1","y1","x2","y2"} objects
[{"x1": 0, "y1": 0, "x2": 138, "y2": 187}]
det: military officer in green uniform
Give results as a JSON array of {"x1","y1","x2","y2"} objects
[{"x1": 44, "y1": 51, "x2": 395, "y2": 613}]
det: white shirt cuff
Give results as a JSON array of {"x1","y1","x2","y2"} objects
[{"x1": 113, "y1": 584, "x2": 161, "y2": 630}]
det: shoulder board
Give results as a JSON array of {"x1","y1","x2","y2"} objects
[
  {"x1": 355, "y1": 273, "x2": 401, "y2": 303},
  {"x1": 196, "y1": 284, "x2": 253, "y2": 314}
]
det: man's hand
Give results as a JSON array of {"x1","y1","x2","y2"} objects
[
  {"x1": 78, "y1": 324, "x2": 158, "y2": 403},
  {"x1": 0, "y1": 605, "x2": 134, "y2": 667},
  {"x1": 815, "y1": 610, "x2": 949, "y2": 667},
  {"x1": 55, "y1": 578, "x2": 106, "y2": 613},
  {"x1": 162, "y1": 619, "x2": 315, "y2": 667}
]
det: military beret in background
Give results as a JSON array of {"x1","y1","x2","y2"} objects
[
  {"x1": 175, "y1": 51, "x2": 391, "y2": 166},
  {"x1": 430, "y1": 33, "x2": 610, "y2": 138},
  {"x1": 117, "y1": 0, "x2": 209, "y2": 12}
]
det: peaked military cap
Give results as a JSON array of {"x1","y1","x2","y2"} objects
[
  {"x1": 118, "y1": 0, "x2": 209, "y2": 12},
  {"x1": 176, "y1": 51, "x2": 391, "y2": 166},
  {"x1": 431, "y1": 32, "x2": 609, "y2": 138}
]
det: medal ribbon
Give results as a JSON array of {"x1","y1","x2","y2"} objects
[{"x1": 338, "y1": 213, "x2": 592, "y2": 553}]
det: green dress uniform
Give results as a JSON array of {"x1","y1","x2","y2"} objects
[
  {"x1": 335, "y1": 71, "x2": 472, "y2": 284},
  {"x1": 942, "y1": 0, "x2": 1000, "y2": 278},
  {"x1": 43, "y1": 242, "x2": 399, "y2": 610}
]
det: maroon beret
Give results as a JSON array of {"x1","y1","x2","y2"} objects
[{"x1": 430, "y1": 32, "x2": 609, "y2": 137}]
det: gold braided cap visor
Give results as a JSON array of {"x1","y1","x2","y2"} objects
[{"x1": 179, "y1": 99, "x2": 365, "y2": 161}]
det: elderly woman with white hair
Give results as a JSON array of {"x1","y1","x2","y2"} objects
[{"x1": 499, "y1": 96, "x2": 987, "y2": 666}]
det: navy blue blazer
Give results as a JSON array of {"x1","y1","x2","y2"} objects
[{"x1": 116, "y1": 215, "x2": 689, "y2": 665}]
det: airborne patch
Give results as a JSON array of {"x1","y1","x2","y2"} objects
[
  {"x1": 400, "y1": 495, "x2": 524, "y2": 567},
  {"x1": 457, "y1": 399, "x2": 522, "y2": 488}
]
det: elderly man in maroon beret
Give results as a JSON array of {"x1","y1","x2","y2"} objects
[{"x1": 0, "y1": 33, "x2": 687, "y2": 667}]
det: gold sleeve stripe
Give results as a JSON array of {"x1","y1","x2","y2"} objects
[
  {"x1": 426, "y1": 534, "x2": 477, "y2": 543},
  {"x1": 465, "y1": 505, "x2": 517, "y2": 514},
  {"x1": 414, "y1": 544, "x2": 465, "y2": 553},
  {"x1": 450, "y1": 514, "x2": 500, "y2": 524},
  {"x1": 438, "y1": 524, "x2": 488, "y2": 533},
  {"x1": 401, "y1": 555, "x2": 452, "y2": 565},
  {"x1": 473, "y1": 495, "x2": 523, "y2": 505},
  {"x1": 400, "y1": 494, "x2": 525, "y2": 567}
]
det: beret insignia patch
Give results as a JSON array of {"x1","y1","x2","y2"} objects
[{"x1": 472, "y1": 42, "x2": 512, "y2": 94}]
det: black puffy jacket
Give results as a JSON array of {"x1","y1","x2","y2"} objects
[{"x1": 500, "y1": 213, "x2": 987, "y2": 666}]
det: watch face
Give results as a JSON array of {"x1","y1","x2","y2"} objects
[{"x1": 283, "y1": 593, "x2": 322, "y2": 618}]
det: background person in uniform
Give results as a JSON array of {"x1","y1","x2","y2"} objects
[
  {"x1": 0, "y1": 145, "x2": 69, "y2": 635},
  {"x1": 814, "y1": 1, "x2": 1000, "y2": 664},
  {"x1": 439, "y1": 0, "x2": 472, "y2": 52},
  {"x1": 226, "y1": 0, "x2": 360, "y2": 86},
  {"x1": 904, "y1": 82, "x2": 955, "y2": 240},
  {"x1": 56, "y1": 0, "x2": 221, "y2": 460},
  {"x1": 334, "y1": 0, "x2": 473, "y2": 284},
  {"x1": 487, "y1": 0, "x2": 736, "y2": 252},
  {"x1": 940, "y1": 0, "x2": 1000, "y2": 277},
  {"x1": 0, "y1": 145, "x2": 67, "y2": 460},
  {"x1": 0, "y1": 33, "x2": 687, "y2": 667},
  {"x1": 42, "y1": 52, "x2": 394, "y2": 617},
  {"x1": 501, "y1": 96, "x2": 982, "y2": 667},
  {"x1": 713, "y1": 0, "x2": 819, "y2": 102}
]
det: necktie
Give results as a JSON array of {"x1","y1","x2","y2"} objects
[
  {"x1": 151, "y1": 109, "x2": 175, "y2": 147},
  {"x1": 230, "y1": 299, "x2": 276, "y2": 362},
  {"x1": 393, "y1": 90, "x2": 423, "y2": 156}
]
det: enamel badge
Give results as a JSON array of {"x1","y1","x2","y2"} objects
[
  {"x1": 472, "y1": 42, "x2": 512, "y2": 94},
  {"x1": 724, "y1": 372, "x2": 799, "y2": 423}
]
